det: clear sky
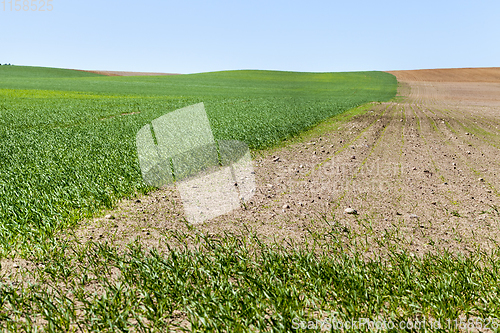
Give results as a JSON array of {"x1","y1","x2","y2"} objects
[{"x1": 1, "y1": 0, "x2": 499, "y2": 74}]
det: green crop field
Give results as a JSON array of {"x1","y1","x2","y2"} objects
[
  {"x1": 8, "y1": 66, "x2": 498, "y2": 330},
  {"x1": 0, "y1": 66, "x2": 397, "y2": 254}
]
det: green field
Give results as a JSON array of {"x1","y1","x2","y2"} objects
[
  {"x1": 13, "y1": 66, "x2": 500, "y2": 331},
  {"x1": 2, "y1": 66, "x2": 500, "y2": 331},
  {"x1": 0, "y1": 66, "x2": 396, "y2": 254}
]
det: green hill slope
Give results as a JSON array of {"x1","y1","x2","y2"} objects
[
  {"x1": 0, "y1": 65, "x2": 104, "y2": 78},
  {"x1": 0, "y1": 67, "x2": 395, "y2": 98}
]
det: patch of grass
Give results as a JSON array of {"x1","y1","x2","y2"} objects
[{"x1": 1, "y1": 228, "x2": 500, "y2": 331}]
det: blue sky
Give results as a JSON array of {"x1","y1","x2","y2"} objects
[{"x1": 1, "y1": 0, "x2": 499, "y2": 73}]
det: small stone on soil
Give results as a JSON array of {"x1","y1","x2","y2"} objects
[
  {"x1": 105, "y1": 214, "x2": 115, "y2": 219},
  {"x1": 409, "y1": 214, "x2": 419, "y2": 219},
  {"x1": 344, "y1": 208, "x2": 357, "y2": 214}
]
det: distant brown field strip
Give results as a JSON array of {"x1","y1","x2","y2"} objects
[{"x1": 388, "y1": 67, "x2": 500, "y2": 82}]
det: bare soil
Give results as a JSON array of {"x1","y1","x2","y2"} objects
[
  {"x1": 388, "y1": 67, "x2": 500, "y2": 82},
  {"x1": 74, "y1": 68, "x2": 500, "y2": 256}
]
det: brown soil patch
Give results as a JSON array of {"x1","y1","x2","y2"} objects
[
  {"x1": 400, "y1": 81, "x2": 500, "y2": 106},
  {"x1": 75, "y1": 70, "x2": 500, "y2": 256},
  {"x1": 388, "y1": 67, "x2": 500, "y2": 82},
  {"x1": 77, "y1": 70, "x2": 180, "y2": 76}
]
